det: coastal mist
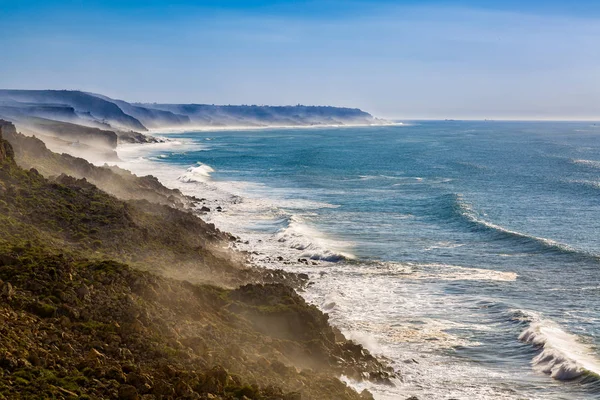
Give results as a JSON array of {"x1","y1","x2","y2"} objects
[{"x1": 119, "y1": 121, "x2": 600, "y2": 399}]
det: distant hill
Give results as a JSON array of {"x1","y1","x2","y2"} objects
[
  {"x1": 137, "y1": 103, "x2": 383, "y2": 128},
  {"x1": 90, "y1": 93, "x2": 191, "y2": 129},
  {"x1": 0, "y1": 90, "x2": 147, "y2": 132},
  {"x1": 0, "y1": 90, "x2": 386, "y2": 134}
]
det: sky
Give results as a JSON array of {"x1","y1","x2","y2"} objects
[{"x1": 1, "y1": 0, "x2": 600, "y2": 120}]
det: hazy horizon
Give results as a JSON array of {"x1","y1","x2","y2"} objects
[{"x1": 2, "y1": 0, "x2": 600, "y2": 120}]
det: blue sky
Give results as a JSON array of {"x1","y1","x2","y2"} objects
[{"x1": 2, "y1": 0, "x2": 600, "y2": 120}]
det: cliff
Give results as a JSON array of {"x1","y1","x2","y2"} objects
[
  {"x1": 137, "y1": 103, "x2": 381, "y2": 127},
  {"x1": 0, "y1": 121, "x2": 395, "y2": 399},
  {"x1": 0, "y1": 90, "x2": 147, "y2": 132},
  {"x1": 90, "y1": 94, "x2": 191, "y2": 129},
  {"x1": 2, "y1": 125, "x2": 188, "y2": 207},
  {"x1": 0, "y1": 90, "x2": 385, "y2": 164},
  {"x1": 0, "y1": 90, "x2": 385, "y2": 135}
]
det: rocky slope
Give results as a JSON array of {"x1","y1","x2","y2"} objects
[
  {"x1": 1, "y1": 121, "x2": 187, "y2": 208},
  {"x1": 0, "y1": 121, "x2": 397, "y2": 399}
]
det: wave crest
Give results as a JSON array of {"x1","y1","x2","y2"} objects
[
  {"x1": 276, "y1": 215, "x2": 355, "y2": 262},
  {"x1": 572, "y1": 159, "x2": 600, "y2": 169},
  {"x1": 451, "y1": 194, "x2": 596, "y2": 259},
  {"x1": 519, "y1": 319, "x2": 600, "y2": 381},
  {"x1": 178, "y1": 163, "x2": 215, "y2": 183}
]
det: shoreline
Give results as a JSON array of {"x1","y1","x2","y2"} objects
[
  {"x1": 146, "y1": 121, "x2": 403, "y2": 135},
  {"x1": 0, "y1": 119, "x2": 400, "y2": 400},
  {"x1": 112, "y1": 130, "x2": 405, "y2": 398},
  {"x1": 7, "y1": 119, "x2": 600, "y2": 399},
  {"x1": 113, "y1": 124, "x2": 600, "y2": 400}
]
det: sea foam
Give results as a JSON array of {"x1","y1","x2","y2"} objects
[
  {"x1": 276, "y1": 215, "x2": 355, "y2": 262},
  {"x1": 454, "y1": 194, "x2": 591, "y2": 258},
  {"x1": 573, "y1": 159, "x2": 600, "y2": 169},
  {"x1": 519, "y1": 319, "x2": 600, "y2": 381},
  {"x1": 178, "y1": 163, "x2": 215, "y2": 183}
]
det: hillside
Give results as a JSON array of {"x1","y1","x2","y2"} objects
[
  {"x1": 138, "y1": 103, "x2": 381, "y2": 128},
  {"x1": 0, "y1": 90, "x2": 386, "y2": 162},
  {"x1": 0, "y1": 90, "x2": 147, "y2": 132},
  {"x1": 0, "y1": 121, "x2": 186, "y2": 207},
  {"x1": 0, "y1": 121, "x2": 395, "y2": 399},
  {"x1": 90, "y1": 94, "x2": 191, "y2": 129},
  {"x1": 0, "y1": 90, "x2": 385, "y2": 135}
]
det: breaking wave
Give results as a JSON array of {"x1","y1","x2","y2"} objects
[
  {"x1": 572, "y1": 159, "x2": 600, "y2": 169},
  {"x1": 518, "y1": 315, "x2": 600, "y2": 382},
  {"x1": 178, "y1": 163, "x2": 215, "y2": 183},
  {"x1": 276, "y1": 215, "x2": 355, "y2": 262},
  {"x1": 447, "y1": 194, "x2": 597, "y2": 259}
]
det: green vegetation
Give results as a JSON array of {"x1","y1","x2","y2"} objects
[{"x1": 0, "y1": 121, "x2": 393, "y2": 399}]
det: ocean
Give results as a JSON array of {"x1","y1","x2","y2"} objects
[{"x1": 117, "y1": 121, "x2": 600, "y2": 399}]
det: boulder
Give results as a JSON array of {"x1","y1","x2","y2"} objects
[
  {"x1": 1, "y1": 282, "x2": 15, "y2": 300},
  {"x1": 118, "y1": 384, "x2": 139, "y2": 400},
  {"x1": 76, "y1": 284, "x2": 91, "y2": 301},
  {"x1": 360, "y1": 389, "x2": 375, "y2": 400}
]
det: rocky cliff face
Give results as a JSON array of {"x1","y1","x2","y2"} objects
[{"x1": 0, "y1": 119, "x2": 394, "y2": 400}]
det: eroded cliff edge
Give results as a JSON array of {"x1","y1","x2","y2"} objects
[{"x1": 0, "y1": 120, "x2": 396, "y2": 400}]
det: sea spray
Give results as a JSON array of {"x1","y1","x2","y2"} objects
[
  {"x1": 519, "y1": 320, "x2": 600, "y2": 381},
  {"x1": 178, "y1": 163, "x2": 215, "y2": 183},
  {"x1": 114, "y1": 122, "x2": 600, "y2": 399}
]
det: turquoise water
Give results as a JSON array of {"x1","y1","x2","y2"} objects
[{"x1": 120, "y1": 121, "x2": 600, "y2": 399}]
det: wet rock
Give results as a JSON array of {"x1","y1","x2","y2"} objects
[{"x1": 200, "y1": 206, "x2": 211, "y2": 212}]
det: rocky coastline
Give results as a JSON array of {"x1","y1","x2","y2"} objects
[{"x1": 0, "y1": 120, "x2": 403, "y2": 399}]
